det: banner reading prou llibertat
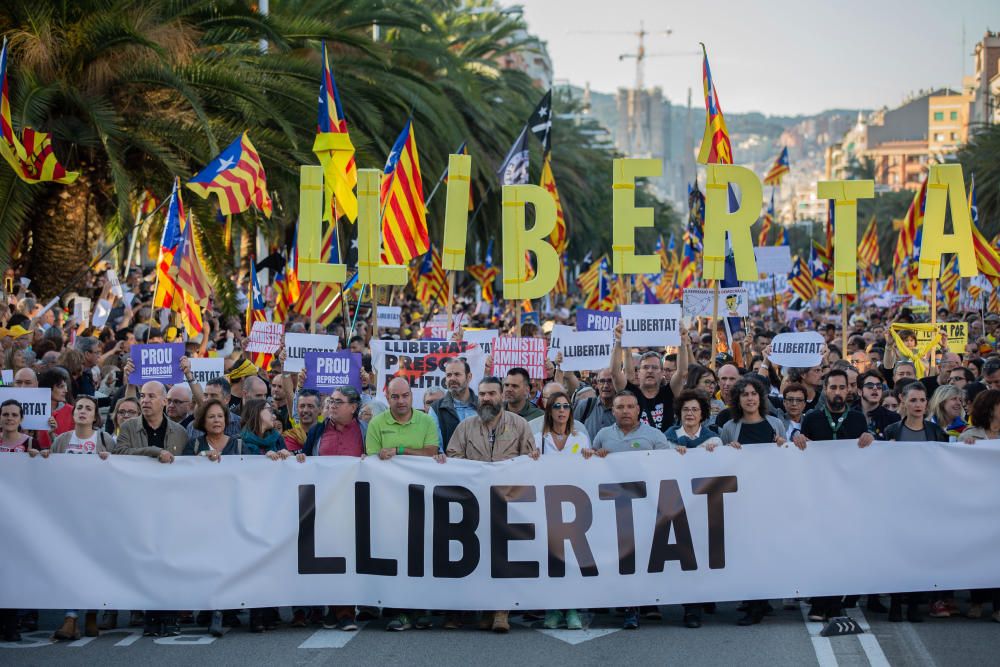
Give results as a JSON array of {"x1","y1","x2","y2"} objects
[{"x1": 2, "y1": 442, "x2": 1000, "y2": 610}]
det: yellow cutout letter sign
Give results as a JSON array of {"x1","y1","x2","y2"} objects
[
  {"x1": 441, "y1": 153, "x2": 472, "y2": 271},
  {"x1": 357, "y1": 169, "x2": 407, "y2": 285},
  {"x1": 703, "y1": 165, "x2": 761, "y2": 281},
  {"x1": 816, "y1": 180, "x2": 874, "y2": 294},
  {"x1": 502, "y1": 185, "x2": 558, "y2": 300},
  {"x1": 919, "y1": 164, "x2": 978, "y2": 279},
  {"x1": 297, "y1": 165, "x2": 346, "y2": 284},
  {"x1": 612, "y1": 158, "x2": 662, "y2": 274}
]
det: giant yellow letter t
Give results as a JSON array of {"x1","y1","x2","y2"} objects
[{"x1": 702, "y1": 165, "x2": 761, "y2": 281}]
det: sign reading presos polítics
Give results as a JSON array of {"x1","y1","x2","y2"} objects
[
  {"x1": 304, "y1": 351, "x2": 363, "y2": 393},
  {"x1": 576, "y1": 308, "x2": 621, "y2": 332},
  {"x1": 491, "y1": 336, "x2": 547, "y2": 379},
  {"x1": 129, "y1": 344, "x2": 184, "y2": 386},
  {"x1": 377, "y1": 306, "x2": 402, "y2": 330},
  {"x1": 769, "y1": 332, "x2": 825, "y2": 368},
  {"x1": 558, "y1": 330, "x2": 615, "y2": 372},
  {"x1": 620, "y1": 304, "x2": 681, "y2": 348},
  {"x1": 189, "y1": 357, "x2": 225, "y2": 389},
  {"x1": 245, "y1": 322, "x2": 283, "y2": 354},
  {"x1": 284, "y1": 333, "x2": 340, "y2": 373},
  {"x1": 0, "y1": 388, "x2": 50, "y2": 429},
  {"x1": 463, "y1": 329, "x2": 499, "y2": 355},
  {"x1": 370, "y1": 339, "x2": 485, "y2": 409}
]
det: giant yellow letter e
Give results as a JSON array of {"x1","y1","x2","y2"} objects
[{"x1": 612, "y1": 158, "x2": 662, "y2": 274}]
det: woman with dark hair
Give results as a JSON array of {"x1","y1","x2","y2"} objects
[
  {"x1": 0, "y1": 399, "x2": 33, "y2": 453},
  {"x1": 717, "y1": 376, "x2": 785, "y2": 627},
  {"x1": 665, "y1": 390, "x2": 722, "y2": 452},
  {"x1": 239, "y1": 399, "x2": 287, "y2": 459},
  {"x1": 236, "y1": 398, "x2": 289, "y2": 633},
  {"x1": 719, "y1": 377, "x2": 787, "y2": 450},
  {"x1": 533, "y1": 390, "x2": 590, "y2": 457},
  {"x1": 959, "y1": 389, "x2": 1000, "y2": 622},
  {"x1": 184, "y1": 399, "x2": 243, "y2": 460},
  {"x1": 36, "y1": 368, "x2": 75, "y2": 448},
  {"x1": 684, "y1": 365, "x2": 724, "y2": 417}
]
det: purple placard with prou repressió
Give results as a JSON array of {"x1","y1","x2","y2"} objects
[
  {"x1": 576, "y1": 308, "x2": 621, "y2": 331},
  {"x1": 304, "y1": 351, "x2": 362, "y2": 393},
  {"x1": 129, "y1": 343, "x2": 184, "y2": 386}
]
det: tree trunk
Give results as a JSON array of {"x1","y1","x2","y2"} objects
[{"x1": 27, "y1": 168, "x2": 103, "y2": 300}]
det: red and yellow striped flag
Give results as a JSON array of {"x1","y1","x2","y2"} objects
[
  {"x1": 696, "y1": 44, "x2": 733, "y2": 166},
  {"x1": 380, "y1": 120, "x2": 429, "y2": 265},
  {"x1": 858, "y1": 215, "x2": 879, "y2": 268}
]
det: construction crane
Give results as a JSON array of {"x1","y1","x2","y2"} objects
[{"x1": 570, "y1": 22, "x2": 691, "y2": 91}]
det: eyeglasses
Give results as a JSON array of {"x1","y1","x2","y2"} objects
[
  {"x1": 596, "y1": 378, "x2": 614, "y2": 384},
  {"x1": 862, "y1": 382, "x2": 882, "y2": 390},
  {"x1": 326, "y1": 399, "x2": 349, "y2": 407},
  {"x1": 680, "y1": 406, "x2": 701, "y2": 413},
  {"x1": 550, "y1": 402, "x2": 571, "y2": 410},
  {"x1": 782, "y1": 397, "x2": 804, "y2": 404},
  {"x1": 116, "y1": 409, "x2": 139, "y2": 417},
  {"x1": 166, "y1": 399, "x2": 190, "y2": 405}
]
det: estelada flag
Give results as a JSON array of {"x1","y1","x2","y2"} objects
[
  {"x1": 696, "y1": 44, "x2": 732, "y2": 165},
  {"x1": 187, "y1": 132, "x2": 272, "y2": 218},
  {"x1": 313, "y1": 41, "x2": 357, "y2": 223}
]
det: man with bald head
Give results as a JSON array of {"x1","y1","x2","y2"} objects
[
  {"x1": 165, "y1": 384, "x2": 194, "y2": 427},
  {"x1": 13, "y1": 367, "x2": 38, "y2": 388},
  {"x1": 114, "y1": 381, "x2": 188, "y2": 462},
  {"x1": 242, "y1": 375, "x2": 269, "y2": 401}
]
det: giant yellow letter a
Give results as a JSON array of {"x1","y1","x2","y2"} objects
[
  {"x1": 703, "y1": 165, "x2": 761, "y2": 281},
  {"x1": 612, "y1": 158, "x2": 662, "y2": 274},
  {"x1": 919, "y1": 164, "x2": 978, "y2": 279},
  {"x1": 502, "y1": 185, "x2": 558, "y2": 300}
]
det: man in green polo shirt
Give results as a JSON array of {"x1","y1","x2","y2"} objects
[
  {"x1": 365, "y1": 376, "x2": 441, "y2": 633},
  {"x1": 366, "y1": 377, "x2": 441, "y2": 459}
]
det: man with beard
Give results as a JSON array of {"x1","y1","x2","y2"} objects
[
  {"x1": 856, "y1": 370, "x2": 899, "y2": 440},
  {"x1": 574, "y1": 368, "x2": 618, "y2": 441},
  {"x1": 430, "y1": 358, "x2": 478, "y2": 451},
  {"x1": 446, "y1": 376, "x2": 535, "y2": 634},
  {"x1": 793, "y1": 369, "x2": 873, "y2": 622}
]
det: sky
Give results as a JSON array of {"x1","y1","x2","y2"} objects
[{"x1": 509, "y1": 0, "x2": 999, "y2": 116}]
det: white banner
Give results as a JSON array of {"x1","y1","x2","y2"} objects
[
  {"x1": 620, "y1": 304, "x2": 681, "y2": 347},
  {"x1": 370, "y1": 339, "x2": 485, "y2": 408},
  {"x1": 682, "y1": 288, "x2": 749, "y2": 318},
  {"x1": 377, "y1": 306, "x2": 402, "y2": 330},
  {"x1": 0, "y1": 388, "x2": 51, "y2": 430},
  {"x1": 754, "y1": 246, "x2": 792, "y2": 275},
  {"x1": 284, "y1": 333, "x2": 340, "y2": 372},
  {"x1": 463, "y1": 329, "x2": 499, "y2": 355},
  {"x1": 558, "y1": 330, "x2": 614, "y2": 372},
  {"x1": 769, "y1": 332, "x2": 825, "y2": 367},
  {"x1": 3, "y1": 442, "x2": 999, "y2": 610},
  {"x1": 189, "y1": 357, "x2": 225, "y2": 389}
]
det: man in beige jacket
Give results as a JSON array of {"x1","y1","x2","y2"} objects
[
  {"x1": 114, "y1": 381, "x2": 188, "y2": 463},
  {"x1": 445, "y1": 375, "x2": 535, "y2": 633}
]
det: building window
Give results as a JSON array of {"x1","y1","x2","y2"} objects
[
  {"x1": 933, "y1": 111, "x2": 944, "y2": 121},
  {"x1": 950, "y1": 111, "x2": 958, "y2": 120},
  {"x1": 934, "y1": 133, "x2": 945, "y2": 141},
  {"x1": 951, "y1": 132, "x2": 958, "y2": 140}
]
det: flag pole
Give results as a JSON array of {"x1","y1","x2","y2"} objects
[
  {"x1": 771, "y1": 274, "x2": 778, "y2": 325},
  {"x1": 930, "y1": 277, "x2": 938, "y2": 375},
  {"x1": 446, "y1": 271, "x2": 456, "y2": 333},
  {"x1": 709, "y1": 279, "x2": 720, "y2": 370},
  {"x1": 841, "y1": 294, "x2": 848, "y2": 357}
]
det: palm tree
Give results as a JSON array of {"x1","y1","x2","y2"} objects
[{"x1": 959, "y1": 123, "x2": 1000, "y2": 237}]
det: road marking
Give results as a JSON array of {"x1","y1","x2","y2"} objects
[
  {"x1": 844, "y1": 608, "x2": 890, "y2": 667},
  {"x1": 153, "y1": 628, "x2": 226, "y2": 646},
  {"x1": 799, "y1": 603, "x2": 839, "y2": 667},
  {"x1": 298, "y1": 622, "x2": 368, "y2": 649},
  {"x1": 513, "y1": 613, "x2": 622, "y2": 645},
  {"x1": 889, "y1": 617, "x2": 938, "y2": 667}
]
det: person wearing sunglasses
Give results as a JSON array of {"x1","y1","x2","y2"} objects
[
  {"x1": 779, "y1": 383, "x2": 808, "y2": 441},
  {"x1": 856, "y1": 370, "x2": 899, "y2": 440},
  {"x1": 573, "y1": 367, "x2": 618, "y2": 441},
  {"x1": 531, "y1": 390, "x2": 589, "y2": 631}
]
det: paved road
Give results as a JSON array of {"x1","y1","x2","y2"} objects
[{"x1": 2, "y1": 600, "x2": 997, "y2": 666}]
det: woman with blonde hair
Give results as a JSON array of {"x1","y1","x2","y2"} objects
[{"x1": 928, "y1": 384, "x2": 966, "y2": 439}]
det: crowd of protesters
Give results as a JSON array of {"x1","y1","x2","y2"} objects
[{"x1": 2, "y1": 263, "x2": 999, "y2": 642}]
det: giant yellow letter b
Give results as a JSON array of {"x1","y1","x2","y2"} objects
[{"x1": 502, "y1": 185, "x2": 558, "y2": 300}]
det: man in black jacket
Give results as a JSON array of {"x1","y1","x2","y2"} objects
[
  {"x1": 855, "y1": 370, "x2": 900, "y2": 440},
  {"x1": 793, "y1": 369, "x2": 874, "y2": 622},
  {"x1": 430, "y1": 358, "x2": 478, "y2": 453}
]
